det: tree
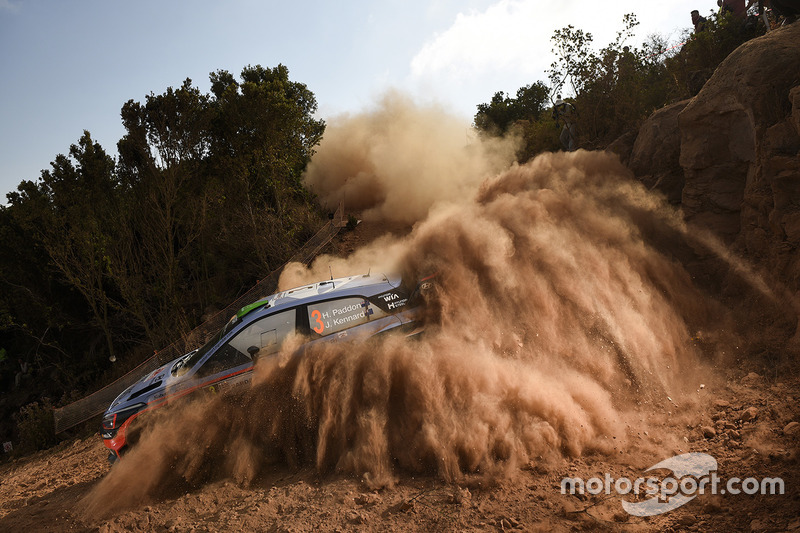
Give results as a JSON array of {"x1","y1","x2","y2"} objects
[
  {"x1": 474, "y1": 82, "x2": 550, "y2": 135},
  {"x1": 109, "y1": 67, "x2": 326, "y2": 348},
  {"x1": 0, "y1": 202, "x2": 75, "y2": 391},
  {"x1": 0, "y1": 64, "x2": 328, "y2": 447},
  {"x1": 481, "y1": 14, "x2": 692, "y2": 155},
  {"x1": 114, "y1": 78, "x2": 214, "y2": 345},
  {"x1": 207, "y1": 64, "x2": 326, "y2": 273},
  {"x1": 8, "y1": 132, "x2": 121, "y2": 362},
  {"x1": 547, "y1": 24, "x2": 597, "y2": 98},
  {"x1": 665, "y1": 10, "x2": 764, "y2": 97}
]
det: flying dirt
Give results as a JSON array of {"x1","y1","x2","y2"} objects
[{"x1": 74, "y1": 95, "x2": 777, "y2": 523}]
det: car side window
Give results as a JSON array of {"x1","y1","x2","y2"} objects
[
  {"x1": 229, "y1": 309, "x2": 297, "y2": 358},
  {"x1": 196, "y1": 344, "x2": 250, "y2": 378},
  {"x1": 197, "y1": 309, "x2": 296, "y2": 377},
  {"x1": 306, "y1": 297, "x2": 385, "y2": 336}
]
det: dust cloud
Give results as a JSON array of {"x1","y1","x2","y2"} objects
[
  {"x1": 81, "y1": 95, "x2": 734, "y2": 519},
  {"x1": 275, "y1": 149, "x2": 722, "y2": 487},
  {"x1": 302, "y1": 90, "x2": 519, "y2": 224}
]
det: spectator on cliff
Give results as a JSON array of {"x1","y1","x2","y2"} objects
[
  {"x1": 691, "y1": 9, "x2": 708, "y2": 31},
  {"x1": 718, "y1": 0, "x2": 754, "y2": 18},
  {"x1": 552, "y1": 95, "x2": 578, "y2": 152}
]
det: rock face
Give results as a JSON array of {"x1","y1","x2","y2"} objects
[
  {"x1": 629, "y1": 100, "x2": 690, "y2": 204},
  {"x1": 680, "y1": 22, "x2": 800, "y2": 246},
  {"x1": 629, "y1": 22, "x2": 800, "y2": 286}
]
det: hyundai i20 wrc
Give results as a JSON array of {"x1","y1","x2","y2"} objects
[{"x1": 100, "y1": 273, "x2": 434, "y2": 463}]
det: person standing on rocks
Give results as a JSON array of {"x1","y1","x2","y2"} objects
[
  {"x1": 692, "y1": 9, "x2": 709, "y2": 31},
  {"x1": 552, "y1": 95, "x2": 578, "y2": 152}
]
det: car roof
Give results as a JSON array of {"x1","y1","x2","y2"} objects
[{"x1": 240, "y1": 273, "x2": 401, "y2": 319}]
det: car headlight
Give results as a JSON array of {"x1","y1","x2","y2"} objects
[{"x1": 101, "y1": 403, "x2": 147, "y2": 433}]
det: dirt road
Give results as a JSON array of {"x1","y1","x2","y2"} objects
[{"x1": 1, "y1": 358, "x2": 797, "y2": 532}]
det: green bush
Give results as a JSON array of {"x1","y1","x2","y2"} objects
[
  {"x1": 665, "y1": 11, "x2": 764, "y2": 97},
  {"x1": 515, "y1": 119, "x2": 561, "y2": 161},
  {"x1": 13, "y1": 399, "x2": 57, "y2": 454},
  {"x1": 475, "y1": 10, "x2": 767, "y2": 160}
]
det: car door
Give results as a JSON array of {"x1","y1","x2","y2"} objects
[
  {"x1": 305, "y1": 296, "x2": 402, "y2": 342},
  {"x1": 195, "y1": 308, "x2": 298, "y2": 387}
]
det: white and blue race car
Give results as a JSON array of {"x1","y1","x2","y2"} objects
[{"x1": 100, "y1": 272, "x2": 434, "y2": 463}]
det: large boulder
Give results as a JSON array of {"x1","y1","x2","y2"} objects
[
  {"x1": 628, "y1": 22, "x2": 800, "y2": 287},
  {"x1": 679, "y1": 22, "x2": 800, "y2": 246},
  {"x1": 628, "y1": 99, "x2": 690, "y2": 204}
]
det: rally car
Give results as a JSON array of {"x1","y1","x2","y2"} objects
[{"x1": 100, "y1": 272, "x2": 433, "y2": 463}]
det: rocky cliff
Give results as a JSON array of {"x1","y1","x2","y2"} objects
[{"x1": 626, "y1": 22, "x2": 800, "y2": 288}]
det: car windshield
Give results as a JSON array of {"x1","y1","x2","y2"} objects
[{"x1": 172, "y1": 315, "x2": 240, "y2": 376}]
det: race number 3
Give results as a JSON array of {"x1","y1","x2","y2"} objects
[{"x1": 311, "y1": 309, "x2": 324, "y2": 333}]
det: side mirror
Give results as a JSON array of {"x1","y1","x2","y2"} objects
[{"x1": 247, "y1": 346, "x2": 260, "y2": 358}]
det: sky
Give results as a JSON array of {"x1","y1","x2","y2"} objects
[{"x1": 0, "y1": 0, "x2": 702, "y2": 201}]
